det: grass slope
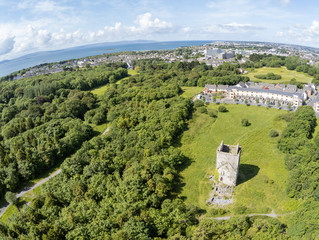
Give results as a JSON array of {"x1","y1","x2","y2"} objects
[
  {"x1": 245, "y1": 67, "x2": 313, "y2": 84},
  {"x1": 181, "y1": 86, "x2": 203, "y2": 99},
  {"x1": 179, "y1": 104, "x2": 301, "y2": 214},
  {"x1": 91, "y1": 69, "x2": 139, "y2": 96}
]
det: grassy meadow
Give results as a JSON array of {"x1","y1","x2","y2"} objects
[
  {"x1": 178, "y1": 103, "x2": 302, "y2": 215},
  {"x1": 90, "y1": 69, "x2": 139, "y2": 96},
  {"x1": 181, "y1": 86, "x2": 203, "y2": 98},
  {"x1": 245, "y1": 67, "x2": 313, "y2": 84}
]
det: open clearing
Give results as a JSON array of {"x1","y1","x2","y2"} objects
[
  {"x1": 181, "y1": 86, "x2": 203, "y2": 98},
  {"x1": 178, "y1": 103, "x2": 302, "y2": 215},
  {"x1": 90, "y1": 69, "x2": 139, "y2": 96},
  {"x1": 245, "y1": 67, "x2": 313, "y2": 84}
]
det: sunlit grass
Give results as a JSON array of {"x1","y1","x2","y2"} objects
[
  {"x1": 90, "y1": 69, "x2": 139, "y2": 96},
  {"x1": 0, "y1": 204, "x2": 19, "y2": 224},
  {"x1": 245, "y1": 67, "x2": 313, "y2": 84},
  {"x1": 178, "y1": 104, "x2": 302, "y2": 214},
  {"x1": 181, "y1": 86, "x2": 203, "y2": 99}
]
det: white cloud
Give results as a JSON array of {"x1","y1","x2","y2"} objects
[
  {"x1": 91, "y1": 12, "x2": 174, "y2": 40},
  {"x1": 134, "y1": 12, "x2": 172, "y2": 32},
  {"x1": 205, "y1": 22, "x2": 265, "y2": 33},
  {"x1": 0, "y1": 36, "x2": 15, "y2": 55},
  {"x1": 33, "y1": 0, "x2": 69, "y2": 13},
  {"x1": 275, "y1": 31, "x2": 284, "y2": 37},
  {"x1": 0, "y1": 12, "x2": 174, "y2": 60},
  {"x1": 276, "y1": 20, "x2": 319, "y2": 46},
  {"x1": 18, "y1": 0, "x2": 70, "y2": 13},
  {"x1": 280, "y1": 0, "x2": 290, "y2": 6}
]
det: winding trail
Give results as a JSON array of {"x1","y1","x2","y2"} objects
[
  {"x1": 0, "y1": 169, "x2": 62, "y2": 217},
  {"x1": 214, "y1": 210, "x2": 295, "y2": 221}
]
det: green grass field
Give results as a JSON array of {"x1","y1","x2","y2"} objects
[
  {"x1": 91, "y1": 69, "x2": 139, "y2": 96},
  {"x1": 245, "y1": 67, "x2": 313, "y2": 84},
  {"x1": 0, "y1": 204, "x2": 19, "y2": 224},
  {"x1": 178, "y1": 104, "x2": 302, "y2": 215},
  {"x1": 89, "y1": 123, "x2": 108, "y2": 134},
  {"x1": 181, "y1": 86, "x2": 203, "y2": 98}
]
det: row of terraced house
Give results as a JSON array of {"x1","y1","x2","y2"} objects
[{"x1": 203, "y1": 81, "x2": 319, "y2": 112}]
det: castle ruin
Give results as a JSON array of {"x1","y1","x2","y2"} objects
[
  {"x1": 216, "y1": 141, "x2": 241, "y2": 186},
  {"x1": 207, "y1": 141, "x2": 241, "y2": 206}
]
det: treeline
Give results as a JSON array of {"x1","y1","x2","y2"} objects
[
  {"x1": 254, "y1": 72, "x2": 281, "y2": 80},
  {"x1": 0, "y1": 63, "x2": 129, "y2": 199},
  {"x1": 134, "y1": 59, "x2": 249, "y2": 87},
  {"x1": 277, "y1": 106, "x2": 319, "y2": 238},
  {"x1": 243, "y1": 54, "x2": 319, "y2": 84},
  {"x1": 0, "y1": 118, "x2": 94, "y2": 194}
]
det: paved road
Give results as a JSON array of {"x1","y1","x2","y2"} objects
[
  {"x1": 0, "y1": 168, "x2": 62, "y2": 217},
  {"x1": 214, "y1": 210, "x2": 294, "y2": 221}
]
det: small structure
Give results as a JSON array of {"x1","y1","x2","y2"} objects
[{"x1": 216, "y1": 141, "x2": 241, "y2": 186}]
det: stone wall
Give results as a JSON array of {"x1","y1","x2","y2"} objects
[{"x1": 216, "y1": 141, "x2": 241, "y2": 186}]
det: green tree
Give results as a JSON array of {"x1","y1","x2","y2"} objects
[
  {"x1": 5, "y1": 191, "x2": 18, "y2": 205},
  {"x1": 269, "y1": 129, "x2": 279, "y2": 137},
  {"x1": 218, "y1": 105, "x2": 228, "y2": 112},
  {"x1": 241, "y1": 118, "x2": 251, "y2": 127}
]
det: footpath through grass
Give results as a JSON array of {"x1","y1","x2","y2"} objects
[
  {"x1": 178, "y1": 104, "x2": 301, "y2": 215},
  {"x1": 245, "y1": 67, "x2": 313, "y2": 84}
]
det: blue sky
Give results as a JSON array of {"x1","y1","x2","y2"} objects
[{"x1": 1, "y1": 0, "x2": 319, "y2": 60}]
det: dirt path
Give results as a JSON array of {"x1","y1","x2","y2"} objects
[
  {"x1": 0, "y1": 169, "x2": 62, "y2": 217},
  {"x1": 102, "y1": 126, "x2": 110, "y2": 135},
  {"x1": 214, "y1": 210, "x2": 294, "y2": 221}
]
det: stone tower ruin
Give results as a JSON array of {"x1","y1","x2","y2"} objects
[{"x1": 216, "y1": 141, "x2": 241, "y2": 186}]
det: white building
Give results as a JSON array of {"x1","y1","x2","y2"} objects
[{"x1": 204, "y1": 81, "x2": 310, "y2": 107}]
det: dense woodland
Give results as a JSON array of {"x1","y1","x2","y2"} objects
[
  {"x1": 0, "y1": 63, "x2": 127, "y2": 197},
  {"x1": 0, "y1": 56, "x2": 317, "y2": 238},
  {"x1": 277, "y1": 106, "x2": 319, "y2": 238}
]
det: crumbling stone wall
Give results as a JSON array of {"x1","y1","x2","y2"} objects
[{"x1": 216, "y1": 141, "x2": 241, "y2": 186}]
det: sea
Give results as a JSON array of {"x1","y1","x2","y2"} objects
[{"x1": 0, "y1": 40, "x2": 212, "y2": 77}]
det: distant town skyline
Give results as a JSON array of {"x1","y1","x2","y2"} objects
[{"x1": 1, "y1": 0, "x2": 319, "y2": 61}]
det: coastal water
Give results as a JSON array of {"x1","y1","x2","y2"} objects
[{"x1": 0, "y1": 40, "x2": 211, "y2": 77}]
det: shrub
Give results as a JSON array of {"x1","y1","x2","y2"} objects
[
  {"x1": 198, "y1": 106, "x2": 208, "y2": 114},
  {"x1": 218, "y1": 106, "x2": 227, "y2": 112},
  {"x1": 269, "y1": 129, "x2": 279, "y2": 137},
  {"x1": 234, "y1": 205, "x2": 247, "y2": 214},
  {"x1": 254, "y1": 72, "x2": 281, "y2": 80},
  {"x1": 208, "y1": 111, "x2": 217, "y2": 118},
  {"x1": 241, "y1": 118, "x2": 251, "y2": 127},
  {"x1": 5, "y1": 191, "x2": 18, "y2": 205},
  {"x1": 194, "y1": 100, "x2": 204, "y2": 108}
]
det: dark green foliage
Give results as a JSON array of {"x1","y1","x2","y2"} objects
[
  {"x1": 287, "y1": 200, "x2": 319, "y2": 239},
  {"x1": 5, "y1": 191, "x2": 18, "y2": 205},
  {"x1": 278, "y1": 106, "x2": 316, "y2": 154},
  {"x1": 191, "y1": 216, "x2": 285, "y2": 239},
  {"x1": 208, "y1": 110, "x2": 218, "y2": 118},
  {"x1": 269, "y1": 129, "x2": 279, "y2": 137},
  {"x1": 218, "y1": 106, "x2": 228, "y2": 112},
  {"x1": 254, "y1": 72, "x2": 281, "y2": 80},
  {"x1": 193, "y1": 100, "x2": 204, "y2": 108},
  {"x1": 285, "y1": 56, "x2": 307, "y2": 70},
  {"x1": 278, "y1": 106, "x2": 319, "y2": 200},
  {"x1": 241, "y1": 118, "x2": 251, "y2": 127},
  {"x1": 198, "y1": 106, "x2": 208, "y2": 114},
  {"x1": 0, "y1": 64, "x2": 129, "y2": 198}
]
